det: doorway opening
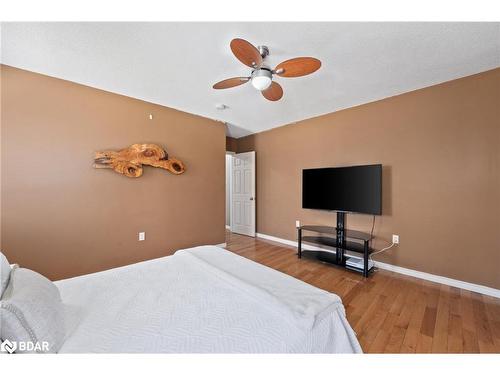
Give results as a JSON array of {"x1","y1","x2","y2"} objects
[
  {"x1": 225, "y1": 152, "x2": 234, "y2": 231},
  {"x1": 225, "y1": 151, "x2": 255, "y2": 237}
]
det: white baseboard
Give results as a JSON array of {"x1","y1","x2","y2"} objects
[
  {"x1": 256, "y1": 232, "x2": 500, "y2": 299},
  {"x1": 256, "y1": 233, "x2": 297, "y2": 247},
  {"x1": 216, "y1": 242, "x2": 227, "y2": 248},
  {"x1": 372, "y1": 262, "x2": 500, "y2": 298}
]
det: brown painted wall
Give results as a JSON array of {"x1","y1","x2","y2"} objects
[
  {"x1": 1, "y1": 65, "x2": 226, "y2": 280},
  {"x1": 238, "y1": 68, "x2": 500, "y2": 289},
  {"x1": 226, "y1": 136, "x2": 238, "y2": 153}
]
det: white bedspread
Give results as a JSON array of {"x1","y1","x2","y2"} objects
[{"x1": 56, "y1": 246, "x2": 362, "y2": 353}]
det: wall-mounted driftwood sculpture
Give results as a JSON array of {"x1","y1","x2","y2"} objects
[{"x1": 93, "y1": 143, "x2": 185, "y2": 178}]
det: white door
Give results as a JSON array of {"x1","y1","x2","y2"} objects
[{"x1": 231, "y1": 151, "x2": 255, "y2": 237}]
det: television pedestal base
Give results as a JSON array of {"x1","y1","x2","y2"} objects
[
  {"x1": 297, "y1": 216, "x2": 374, "y2": 277},
  {"x1": 336, "y1": 212, "x2": 346, "y2": 265}
]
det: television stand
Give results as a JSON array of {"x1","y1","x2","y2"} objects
[{"x1": 297, "y1": 212, "x2": 374, "y2": 277}]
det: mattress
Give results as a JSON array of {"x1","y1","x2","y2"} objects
[{"x1": 55, "y1": 246, "x2": 362, "y2": 353}]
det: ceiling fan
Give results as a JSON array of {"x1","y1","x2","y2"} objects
[{"x1": 212, "y1": 38, "x2": 321, "y2": 102}]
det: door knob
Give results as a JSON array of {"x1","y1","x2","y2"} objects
[{"x1": 250, "y1": 197, "x2": 254, "y2": 200}]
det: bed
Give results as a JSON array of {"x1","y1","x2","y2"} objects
[{"x1": 2, "y1": 246, "x2": 362, "y2": 353}]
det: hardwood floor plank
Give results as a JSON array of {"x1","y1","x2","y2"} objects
[
  {"x1": 415, "y1": 334, "x2": 433, "y2": 353},
  {"x1": 431, "y1": 285, "x2": 450, "y2": 352},
  {"x1": 381, "y1": 277, "x2": 422, "y2": 352},
  {"x1": 401, "y1": 281, "x2": 428, "y2": 353},
  {"x1": 447, "y1": 313, "x2": 463, "y2": 353},
  {"x1": 420, "y1": 307, "x2": 437, "y2": 338},
  {"x1": 368, "y1": 312, "x2": 399, "y2": 353},
  {"x1": 460, "y1": 290, "x2": 480, "y2": 353},
  {"x1": 471, "y1": 292, "x2": 496, "y2": 353}
]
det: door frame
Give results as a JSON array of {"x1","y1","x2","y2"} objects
[
  {"x1": 230, "y1": 151, "x2": 256, "y2": 237},
  {"x1": 226, "y1": 151, "x2": 235, "y2": 232}
]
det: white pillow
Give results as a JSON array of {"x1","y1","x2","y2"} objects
[
  {"x1": 0, "y1": 267, "x2": 66, "y2": 353},
  {"x1": 1, "y1": 252, "x2": 11, "y2": 298}
]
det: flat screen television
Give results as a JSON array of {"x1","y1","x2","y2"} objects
[{"x1": 302, "y1": 164, "x2": 382, "y2": 215}]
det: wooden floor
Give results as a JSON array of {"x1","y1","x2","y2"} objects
[{"x1": 225, "y1": 231, "x2": 500, "y2": 353}]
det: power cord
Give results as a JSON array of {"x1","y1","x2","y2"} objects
[
  {"x1": 370, "y1": 215, "x2": 375, "y2": 239},
  {"x1": 368, "y1": 215, "x2": 397, "y2": 261},
  {"x1": 369, "y1": 242, "x2": 396, "y2": 260}
]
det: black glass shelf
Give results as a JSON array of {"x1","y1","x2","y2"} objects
[
  {"x1": 300, "y1": 225, "x2": 373, "y2": 241},
  {"x1": 299, "y1": 251, "x2": 369, "y2": 275},
  {"x1": 301, "y1": 235, "x2": 371, "y2": 254}
]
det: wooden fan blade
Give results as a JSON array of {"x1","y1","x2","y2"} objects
[
  {"x1": 275, "y1": 57, "x2": 321, "y2": 77},
  {"x1": 230, "y1": 38, "x2": 262, "y2": 68},
  {"x1": 262, "y1": 82, "x2": 283, "y2": 101},
  {"x1": 213, "y1": 77, "x2": 249, "y2": 89}
]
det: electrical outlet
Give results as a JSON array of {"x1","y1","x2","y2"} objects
[
  {"x1": 392, "y1": 234, "x2": 399, "y2": 244},
  {"x1": 138, "y1": 232, "x2": 146, "y2": 241}
]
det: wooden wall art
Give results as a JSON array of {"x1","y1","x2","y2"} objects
[{"x1": 93, "y1": 143, "x2": 185, "y2": 178}]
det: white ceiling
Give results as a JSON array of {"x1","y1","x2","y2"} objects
[{"x1": 1, "y1": 22, "x2": 499, "y2": 138}]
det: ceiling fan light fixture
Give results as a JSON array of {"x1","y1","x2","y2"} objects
[
  {"x1": 250, "y1": 69, "x2": 273, "y2": 91},
  {"x1": 212, "y1": 38, "x2": 321, "y2": 102}
]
